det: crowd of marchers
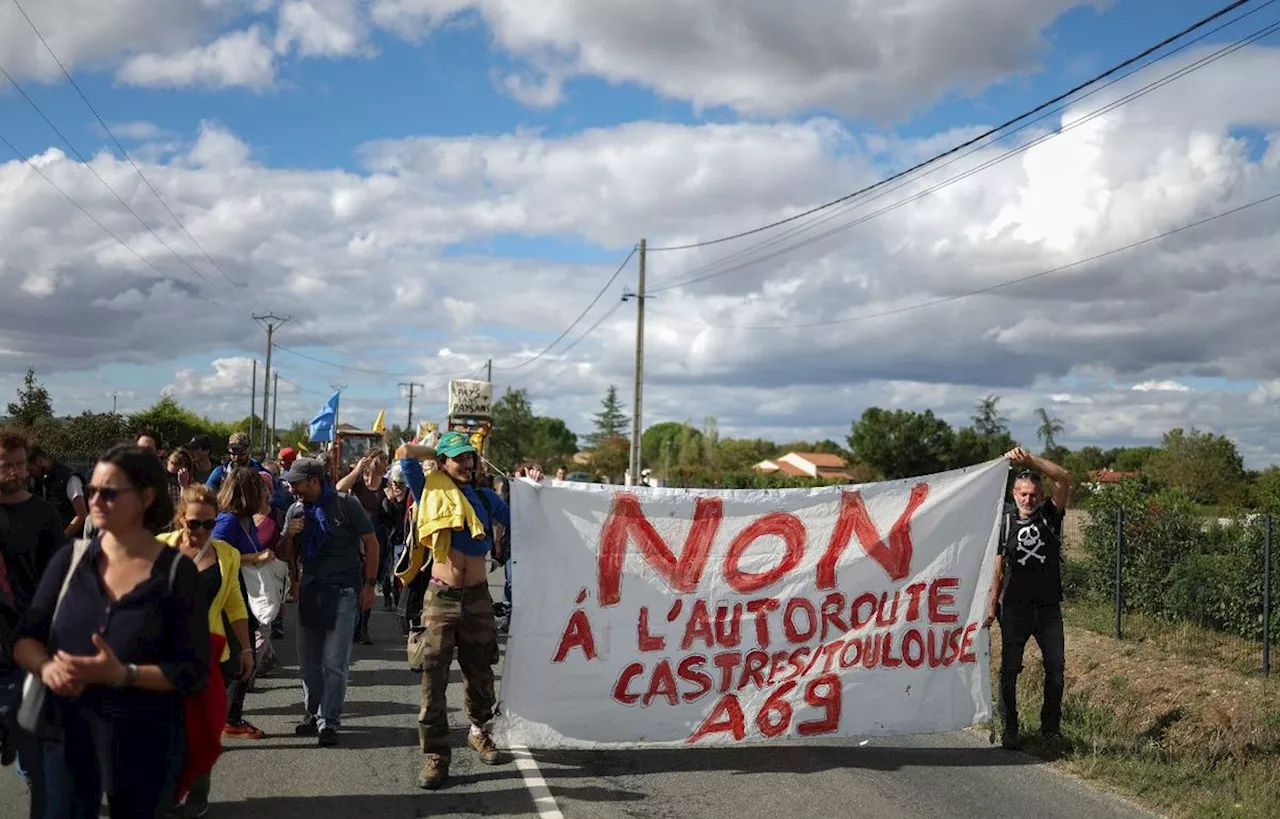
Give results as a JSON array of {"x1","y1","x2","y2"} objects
[{"x1": 0, "y1": 419, "x2": 1072, "y2": 817}]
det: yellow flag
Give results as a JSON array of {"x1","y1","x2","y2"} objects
[{"x1": 372, "y1": 408, "x2": 386, "y2": 432}]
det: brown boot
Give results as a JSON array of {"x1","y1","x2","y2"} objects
[
  {"x1": 468, "y1": 730, "x2": 502, "y2": 765},
  {"x1": 417, "y1": 754, "x2": 449, "y2": 790}
]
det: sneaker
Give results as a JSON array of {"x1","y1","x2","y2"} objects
[
  {"x1": 1041, "y1": 731, "x2": 1071, "y2": 752},
  {"x1": 295, "y1": 717, "x2": 319, "y2": 737},
  {"x1": 318, "y1": 727, "x2": 339, "y2": 747},
  {"x1": 468, "y1": 730, "x2": 502, "y2": 765},
  {"x1": 417, "y1": 755, "x2": 449, "y2": 790},
  {"x1": 223, "y1": 720, "x2": 265, "y2": 739}
]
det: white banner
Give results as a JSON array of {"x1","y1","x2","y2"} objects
[{"x1": 493, "y1": 459, "x2": 1008, "y2": 749}]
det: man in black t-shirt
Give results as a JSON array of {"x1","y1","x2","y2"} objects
[
  {"x1": 0, "y1": 434, "x2": 63, "y2": 613},
  {"x1": 0, "y1": 429, "x2": 64, "y2": 813},
  {"x1": 985, "y1": 447, "x2": 1071, "y2": 750}
]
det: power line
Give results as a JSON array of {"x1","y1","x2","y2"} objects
[
  {"x1": 491, "y1": 246, "x2": 637, "y2": 371},
  {"x1": 650, "y1": 14, "x2": 1280, "y2": 294},
  {"x1": 505, "y1": 300, "x2": 626, "y2": 390},
  {"x1": 0, "y1": 64, "x2": 227, "y2": 298},
  {"x1": 275, "y1": 373, "x2": 330, "y2": 398},
  {"x1": 0, "y1": 129, "x2": 223, "y2": 308},
  {"x1": 644, "y1": 0, "x2": 1264, "y2": 253},
  {"x1": 7, "y1": 0, "x2": 243, "y2": 288},
  {"x1": 698, "y1": 190, "x2": 1280, "y2": 332}
]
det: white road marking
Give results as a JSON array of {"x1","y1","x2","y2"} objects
[{"x1": 511, "y1": 745, "x2": 565, "y2": 819}]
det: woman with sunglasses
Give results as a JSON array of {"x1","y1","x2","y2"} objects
[
  {"x1": 14, "y1": 444, "x2": 209, "y2": 819},
  {"x1": 159, "y1": 484, "x2": 254, "y2": 818}
]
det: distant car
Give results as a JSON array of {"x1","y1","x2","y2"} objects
[{"x1": 565, "y1": 471, "x2": 593, "y2": 482}]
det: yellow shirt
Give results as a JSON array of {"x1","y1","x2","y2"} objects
[
  {"x1": 158, "y1": 533, "x2": 248, "y2": 662},
  {"x1": 395, "y1": 470, "x2": 486, "y2": 584}
]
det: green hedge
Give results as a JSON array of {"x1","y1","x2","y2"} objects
[{"x1": 1081, "y1": 480, "x2": 1276, "y2": 641}]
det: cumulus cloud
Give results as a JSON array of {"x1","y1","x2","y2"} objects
[
  {"x1": 374, "y1": 0, "x2": 1094, "y2": 117},
  {"x1": 116, "y1": 26, "x2": 277, "y2": 90},
  {"x1": 1, "y1": 44, "x2": 1280, "y2": 463},
  {"x1": 0, "y1": 0, "x2": 243, "y2": 81},
  {"x1": 0, "y1": 0, "x2": 1094, "y2": 114}
]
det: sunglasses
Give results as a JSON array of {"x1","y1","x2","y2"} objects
[
  {"x1": 185, "y1": 519, "x2": 217, "y2": 531},
  {"x1": 1015, "y1": 470, "x2": 1043, "y2": 483},
  {"x1": 87, "y1": 485, "x2": 137, "y2": 502},
  {"x1": 228, "y1": 446, "x2": 248, "y2": 455}
]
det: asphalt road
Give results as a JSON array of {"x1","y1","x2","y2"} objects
[{"x1": 1, "y1": 574, "x2": 1160, "y2": 819}]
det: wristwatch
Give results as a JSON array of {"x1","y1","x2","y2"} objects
[
  {"x1": 115, "y1": 663, "x2": 139, "y2": 688},
  {"x1": 363, "y1": 578, "x2": 377, "y2": 588}
]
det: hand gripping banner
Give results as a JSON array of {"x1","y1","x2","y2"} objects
[{"x1": 493, "y1": 458, "x2": 1007, "y2": 748}]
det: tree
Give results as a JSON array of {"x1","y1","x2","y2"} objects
[
  {"x1": 1255, "y1": 467, "x2": 1280, "y2": 515},
  {"x1": 129, "y1": 397, "x2": 224, "y2": 455},
  {"x1": 972, "y1": 394, "x2": 1008, "y2": 437},
  {"x1": 586, "y1": 385, "x2": 629, "y2": 448},
  {"x1": 701, "y1": 416, "x2": 720, "y2": 468},
  {"x1": 487, "y1": 388, "x2": 537, "y2": 471},
  {"x1": 527, "y1": 416, "x2": 578, "y2": 469},
  {"x1": 1112, "y1": 446, "x2": 1161, "y2": 472},
  {"x1": 1146, "y1": 427, "x2": 1246, "y2": 506},
  {"x1": 33, "y1": 412, "x2": 130, "y2": 462},
  {"x1": 642, "y1": 421, "x2": 701, "y2": 469},
  {"x1": 7, "y1": 368, "x2": 53, "y2": 429},
  {"x1": 848, "y1": 408, "x2": 955, "y2": 480},
  {"x1": 1034, "y1": 407, "x2": 1065, "y2": 452},
  {"x1": 950, "y1": 425, "x2": 1017, "y2": 467},
  {"x1": 714, "y1": 437, "x2": 778, "y2": 471},
  {"x1": 776, "y1": 439, "x2": 852, "y2": 460},
  {"x1": 589, "y1": 436, "x2": 630, "y2": 483},
  {"x1": 282, "y1": 419, "x2": 311, "y2": 448}
]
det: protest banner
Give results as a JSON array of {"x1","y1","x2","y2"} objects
[{"x1": 493, "y1": 458, "x2": 1008, "y2": 749}]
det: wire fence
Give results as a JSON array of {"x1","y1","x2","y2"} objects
[{"x1": 1067, "y1": 496, "x2": 1276, "y2": 677}]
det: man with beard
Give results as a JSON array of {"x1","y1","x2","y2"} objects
[
  {"x1": 986, "y1": 447, "x2": 1071, "y2": 751},
  {"x1": 0, "y1": 429, "x2": 64, "y2": 816}
]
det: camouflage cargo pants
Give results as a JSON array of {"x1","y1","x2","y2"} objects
[{"x1": 416, "y1": 580, "x2": 499, "y2": 757}]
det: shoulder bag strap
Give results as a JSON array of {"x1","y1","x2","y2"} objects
[
  {"x1": 52, "y1": 539, "x2": 92, "y2": 621},
  {"x1": 166, "y1": 547, "x2": 182, "y2": 593}
]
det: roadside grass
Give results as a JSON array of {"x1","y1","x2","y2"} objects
[
  {"x1": 1066, "y1": 598, "x2": 1272, "y2": 678},
  {"x1": 988, "y1": 601, "x2": 1280, "y2": 819}
]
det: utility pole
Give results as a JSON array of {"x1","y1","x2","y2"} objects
[
  {"x1": 253, "y1": 312, "x2": 291, "y2": 454},
  {"x1": 250, "y1": 360, "x2": 257, "y2": 447},
  {"x1": 329, "y1": 384, "x2": 347, "y2": 436},
  {"x1": 271, "y1": 371, "x2": 280, "y2": 457},
  {"x1": 623, "y1": 239, "x2": 647, "y2": 486},
  {"x1": 399, "y1": 382, "x2": 424, "y2": 433}
]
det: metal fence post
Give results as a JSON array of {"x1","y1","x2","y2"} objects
[
  {"x1": 1115, "y1": 507, "x2": 1125, "y2": 640},
  {"x1": 1264, "y1": 515, "x2": 1273, "y2": 677}
]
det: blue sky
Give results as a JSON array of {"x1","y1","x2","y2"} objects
[{"x1": 1, "y1": 0, "x2": 1278, "y2": 463}]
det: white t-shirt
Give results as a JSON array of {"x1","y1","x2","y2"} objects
[{"x1": 66, "y1": 474, "x2": 85, "y2": 502}]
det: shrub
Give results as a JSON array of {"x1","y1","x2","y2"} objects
[{"x1": 1082, "y1": 480, "x2": 1277, "y2": 641}]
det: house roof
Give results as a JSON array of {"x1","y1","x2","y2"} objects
[
  {"x1": 774, "y1": 461, "x2": 810, "y2": 477},
  {"x1": 1087, "y1": 468, "x2": 1138, "y2": 484},
  {"x1": 792, "y1": 452, "x2": 847, "y2": 468}
]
